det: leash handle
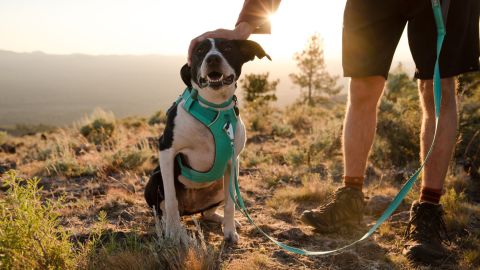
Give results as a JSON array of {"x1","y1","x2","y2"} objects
[{"x1": 228, "y1": 1, "x2": 446, "y2": 255}]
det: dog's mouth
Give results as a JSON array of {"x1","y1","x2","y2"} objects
[{"x1": 199, "y1": 72, "x2": 235, "y2": 89}]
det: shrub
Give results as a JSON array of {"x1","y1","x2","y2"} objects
[
  {"x1": 148, "y1": 110, "x2": 167, "y2": 126},
  {"x1": 271, "y1": 123, "x2": 294, "y2": 138},
  {"x1": 250, "y1": 112, "x2": 268, "y2": 133},
  {"x1": 121, "y1": 117, "x2": 147, "y2": 129},
  {"x1": 0, "y1": 131, "x2": 8, "y2": 145},
  {"x1": 285, "y1": 147, "x2": 307, "y2": 167},
  {"x1": 286, "y1": 107, "x2": 313, "y2": 132},
  {"x1": 80, "y1": 118, "x2": 115, "y2": 146},
  {"x1": 441, "y1": 188, "x2": 471, "y2": 232},
  {"x1": 46, "y1": 157, "x2": 97, "y2": 178},
  {"x1": 108, "y1": 148, "x2": 150, "y2": 172},
  {"x1": 0, "y1": 171, "x2": 75, "y2": 269}
]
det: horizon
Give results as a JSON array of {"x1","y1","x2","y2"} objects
[
  {"x1": 0, "y1": 0, "x2": 417, "y2": 127},
  {"x1": 0, "y1": 0, "x2": 413, "y2": 61}
]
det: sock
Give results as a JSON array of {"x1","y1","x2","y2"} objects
[
  {"x1": 344, "y1": 176, "x2": 364, "y2": 191},
  {"x1": 420, "y1": 186, "x2": 443, "y2": 204}
]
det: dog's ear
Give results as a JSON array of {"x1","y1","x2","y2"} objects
[
  {"x1": 180, "y1": 64, "x2": 192, "y2": 88},
  {"x1": 235, "y1": 40, "x2": 271, "y2": 64}
]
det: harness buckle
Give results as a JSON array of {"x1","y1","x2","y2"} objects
[{"x1": 223, "y1": 122, "x2": 235, "y2": 141}]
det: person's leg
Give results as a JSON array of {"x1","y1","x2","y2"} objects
[
  {"x1": 301, "y1": 0, "x2": 407, "y2": 232},
  {"x1": 343, "y1": 76, "x2": 385, "y2": 181},
  {"x1": 403, "y1": 0, "x2": 478, "y2": 264},
  {"x1": 301, "y1": 76, "x2": 384, "y2": 231},
  {"x1": 418, "y1": 78, "x2": 457, "y2": 201}
]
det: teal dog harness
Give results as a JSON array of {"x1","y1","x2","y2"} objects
[{"x1": 175, "y1": 88, "x2": 238, "y2": 183}]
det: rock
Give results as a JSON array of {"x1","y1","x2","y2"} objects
[
  {"x1": 0, "y1": 143, "x2": 16, "y2": 154},
  {"x1": 389, "y1": 211, "x2": 410, "y2": 222},
  {"x1": 365, "y1": 195, "x2": 394, "y2": 217},
  {"x1": 331, "y1": 251, "x2": 360, "y2": 269},
  {"x1": 0, "y1": 160, "x2": 17, "y2": 175},
  {"x1": 277, "y1": 227, "x2": 305, "y2": 240},
  {"x1": 73, "y1": 143, "x2": 93, "y2": 156}
]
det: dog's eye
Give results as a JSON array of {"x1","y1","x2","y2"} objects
[
  {"x1": 196, "y1": 47, "x2": 205, "y2": 54},
  {"x1": 223, "y1": 45, "x2": 232, "y2": 52}
]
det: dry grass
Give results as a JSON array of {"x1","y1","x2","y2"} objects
[
  {"x1": 226, "y1": 251, "x2": 274, "y2": 270},
  {"x1": 267, "y1": 174, "x2": 337, "y2": 214},
  {"x1": 2, "y1": 105, "x2": 479, "y2": 270}
]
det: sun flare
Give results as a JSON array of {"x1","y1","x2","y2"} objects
[{"x1": 252, "y1": 0, "x2": 346, "y2": 60}]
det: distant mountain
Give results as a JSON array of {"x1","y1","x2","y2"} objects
[
  {"x1": 0, "y1": 50, "x2": 413, "y2": 126},
  {"x1": 0, "y1": 50, "x2": 186, "y2": 126}
]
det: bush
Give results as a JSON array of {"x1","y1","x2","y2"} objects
[
  {"x1": 46, "y1": 157, "x2": 97, "y2": 178},
  {"x1": 371, "y1": 67, "x2": 420, "y2": 169},
  {"x1": 0, "y1": 171, "x2": 75, "y2": 269},
  {"x1": 121, "y1": 117, "x2": 147, "y2": 129},
  {"x1": 80, "y1": 118, "x2": 115, "y2": 146},
  {"x1": 271, "y1": 123, "x2": 294, "y2": 138},
  {"x1": 286, "y1": 107, "x2": 313, "y2": 132},
  {"x1": 148, "y1": 110, "x2": 167, "y2": 126},
  {"x1": 285, "y1": 147, "x2": 307, "y2": 167},
  {"x1": 108, "y1": 148, "x2": 150, "y2": 172},
  {"x1": 0, "y1": 131, "x2": 8, "y2": 145}
]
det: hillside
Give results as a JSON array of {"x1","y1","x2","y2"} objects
[
  {"x1": 0, "y1": 50, "x2": 416, "y2": 127},
  {"x1": 1, "y1": 75, "x2": 479, "y2": 270}
]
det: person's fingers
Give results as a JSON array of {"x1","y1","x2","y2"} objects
[
  {"x1": 187, "y1": 35, "x2": 206, "y2": 66},
  {"x1": 187, "y1": 29, "x2": 237, "y2": 65}
]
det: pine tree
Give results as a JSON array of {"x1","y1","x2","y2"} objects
[
  {"x1": 240, "y1": 73, "x2": 279, "y2": 107},
  {"x1": 289, "y1": 33, "x2": 341, "y2": 106}
]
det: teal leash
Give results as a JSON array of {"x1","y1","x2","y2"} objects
[{"x1": 227, "y1": 0, "x2": 446, "y2": 255}]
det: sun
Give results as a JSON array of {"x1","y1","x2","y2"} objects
[{"x1": 251, "y1": 0, "x2": 346, "y2": 60}]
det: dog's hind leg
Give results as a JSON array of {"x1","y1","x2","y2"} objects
[
  {"x1": 144, "y1": 165, "x2": 165, "y2": 216},
  {"x1": 202, "y1": 208, "x2": 241, "y2": 228}
]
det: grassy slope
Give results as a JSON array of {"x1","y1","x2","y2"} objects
[{"x1": 0, "y1": 106, "x2": 479, "y2": 270}]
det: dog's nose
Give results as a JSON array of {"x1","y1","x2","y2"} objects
[{"x1": 206, "y1": 54, "x2": 221, "y2": 66}]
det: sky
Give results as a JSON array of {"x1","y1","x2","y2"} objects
[{"x1": 0, "y1": 0, "x2": 412, "y2": 61}]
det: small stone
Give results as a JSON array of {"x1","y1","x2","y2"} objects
[{"x1": 365, "y1": 195, "x2": 393, "y2": 217}]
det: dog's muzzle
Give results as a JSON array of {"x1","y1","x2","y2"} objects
[{"x1": 198, "y1": 72, "x2": 235, "y2": 89}]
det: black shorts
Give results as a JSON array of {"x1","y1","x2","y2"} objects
[{"x1": 343, "y1": 0, "x2": 479, "y2": 79}]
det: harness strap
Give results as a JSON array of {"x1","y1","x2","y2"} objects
[
  {"x1": 176, "y1": 88, "x2": 239, "y2": 183},
  {"x1": 228, "y1": 0, "x2": 447, "y2": 255}
]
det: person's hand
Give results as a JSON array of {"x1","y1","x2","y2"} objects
[{"x1": 188, "y1": 22, "x2": 254, "y2": 66}]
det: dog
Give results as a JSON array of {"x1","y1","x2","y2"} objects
[{"x1": 144, "y1": 38, "x2": 270, "y2": 243}]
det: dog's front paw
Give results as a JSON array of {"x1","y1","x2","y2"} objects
[
  {"x1": 224, "y1": 230, "x2": 239, "y2": 244},
  {"x1": 165, "y1": 215, "x2": 183, "y2": 241}
]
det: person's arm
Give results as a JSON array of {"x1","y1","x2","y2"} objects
[{"x1": 187, "y1": 0, "x2": 281, "y2": 65}]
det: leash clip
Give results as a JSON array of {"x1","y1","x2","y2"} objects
[{"x1": 223, "y1": 122, "x2": 235, "y2": 141}]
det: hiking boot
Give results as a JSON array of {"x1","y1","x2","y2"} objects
[
  {"x1": 403, "y1": 201, "x2": 450, "y2": 265},
  {"x1": 300, "y1": 187, "x2": 365, "y2": 233}
]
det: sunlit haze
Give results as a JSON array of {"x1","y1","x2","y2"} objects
[
  {"x1": 0, "y1": 0, "x2": 416, "y2": 125},
  {"x1": 0, "y1": 0, "x2": 411, "y2": 61}
]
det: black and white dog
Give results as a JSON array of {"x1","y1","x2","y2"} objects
[{"x1": 144, "y1": 38, "x2": 270, "y2": 243}]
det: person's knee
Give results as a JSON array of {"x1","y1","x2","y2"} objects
[
  {"x1": 349, "y1": 76, "x2": 385, "y2": 109},
  {"x1": 419, "y1": 77, "x2": 456, "y2": 115}
]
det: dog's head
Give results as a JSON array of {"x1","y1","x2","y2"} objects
[{"x1": 181, "y1": 38, "x2": 270, "y2": 99}]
